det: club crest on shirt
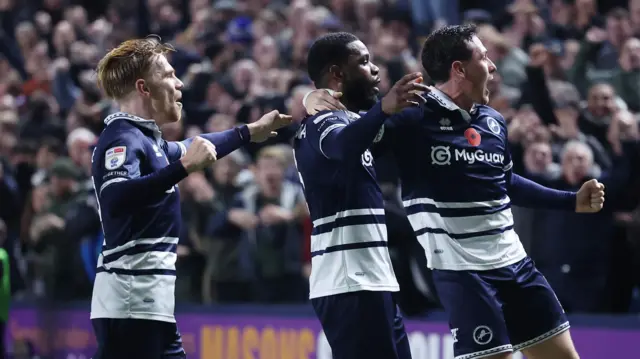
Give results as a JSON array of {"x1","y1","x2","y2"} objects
[
  {"x1": 105, "y1": 146, "x2": 126, "y2": 170},
  {"x1": 487, "y1": 117, "x2": 501, "y2": 135}
]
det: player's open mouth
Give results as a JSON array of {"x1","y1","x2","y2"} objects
[{"x1": 372, "y1": 79, "x2": 381, "y2": 94}]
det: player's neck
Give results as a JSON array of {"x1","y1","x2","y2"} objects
[
  {"x1": 118, "y1": 98, "x2": 161, "y2": 125},
  {"x1": 322, "y1": 81, "x2": 360, "y2": 113},
  {"x1": 340, "y1": 98, "x2": 361, "y2": 113},
  {"x1": 333, "y1": 92, "x2": 362, "y2": 113},
  {"x1": 435, "y1": 83, "x2": 474, "y2": 113},
  {"x1": 330, "y1": 92, "x2": 359, "y2": 113}
]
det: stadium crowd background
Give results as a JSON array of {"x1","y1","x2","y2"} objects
[{"x1": 0, "y1": 0, "x2": 640, "y2": 316}]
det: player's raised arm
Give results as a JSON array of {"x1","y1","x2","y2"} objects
[
  {"x1": 309, "y1": 73, "x2": 429, "y2": 160},
  {"x1": 506, "y1": 171, "x2": 577, "y2": 210},
  {"x1": 504, "y1": 137, "x2": 605, "y2": 212},
  {"x1": 507, "y1": 171, "x2": 605, "y2": 213},
  {"x1": 163, "y1": 110, "x2": 293, "y2": 162},
  {"x1": 303, "y1": 74, "x2": 430, "y2": 116}
]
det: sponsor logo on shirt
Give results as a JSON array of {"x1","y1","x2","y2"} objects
[{"x1": 431, "y1": 146, "x2": 504, "y2": 166}]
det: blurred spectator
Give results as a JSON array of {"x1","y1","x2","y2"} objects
[
  {"x1": 206, "y1": 146, "x2": 307, "y2": 303},
  {"x1": 24, "y1": 157, "x2": 99, "y2": 300},
  {"x1": 181, "y1": 151, "x2": 247, "y2": 303},
  {"x1": 570, "y1": 26, "x2": 640, "y2": 111},
  {"x1": 525, "y1": 137, "x2": 633, "y2": 312}
]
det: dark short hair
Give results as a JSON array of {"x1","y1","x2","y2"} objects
[
  {"x1": 307, "y1": 32, "x2": 360, "y2": 84},
  {"x1": 420, "y1": 25, "x2": 477, "y2": 84}
]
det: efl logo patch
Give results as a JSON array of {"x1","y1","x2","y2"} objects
[{"x1": 105, "y1": 146, "x2": 126, "y2": 170}]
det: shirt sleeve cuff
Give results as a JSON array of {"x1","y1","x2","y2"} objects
[{"x1": 237, "y1": 125, "x2": 251, "y2": 143}]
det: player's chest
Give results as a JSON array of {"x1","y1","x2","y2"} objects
[
  {"x1": 295, "y1": 141, "x2": 376, "y2": 181},
  {"x1": 423, "y1": 117, "x2": 507, "y2": 172},
  {"x1": 139, "y1": 140, "x2": 181, "y2": 196},
  {"x1": 141, "y1": 141, "x2": 171, "y2": 172}
]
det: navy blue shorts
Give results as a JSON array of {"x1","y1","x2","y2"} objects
[
  {"x1": 92, "y1": 318, "x2": 186, "y2": 359},
  {"x1": 311, "y1": 291, "x2": 411, "y2": 359},
  {"x1": 433, "y1": 257, "x2": 569, "y2": 359}
]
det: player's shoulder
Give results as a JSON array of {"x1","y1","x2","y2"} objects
[
  {"x1": 424, "y1": 90, "x2": 460, "y2": 113},
  {"x1": 421, "y1": 95, "x2": 456, "y2": 121},
  {"x1": 419, "y1": 99, "x2": 440, "y2": 114},
  {"x1": 382, "y1": 105, "x2": 426, "y2": 131},
  {"x1": 98, "y1": 116, "x2": 145, "y2": 149},
  {"x1": 305, "y1": 110, "x2": 350, "y2": 127},
  {"x1": 296, "y1": 111, "x2": 350, "y2": 142},
  {"x1": 474, "y1": 105, "x2": 506, "y2": 124}
]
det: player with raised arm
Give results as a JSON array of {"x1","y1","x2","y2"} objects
[
  {"x1": 90, "y1": 36, "x2": 292, "y2": 359},
  {"x1": 304, "y1": 25, "x2": 606, "y2": 359},
  {"x1": 294, "y1": 32, "x2": 429, "y2": 359}
]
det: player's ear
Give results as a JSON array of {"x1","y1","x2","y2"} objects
[
  {"x1": 135, "y1": 79, "x2": 150, "y2": 96},
  {"x1": 452, "y1": 61, "x2": 466, "y2": 79},
  {"x1": 329, "y1": 65, "x2": 344, "y2": 81}
]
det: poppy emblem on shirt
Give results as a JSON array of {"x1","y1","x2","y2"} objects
[{"x1": 464, "y1": 128, "x2": 481, "y2": 147}]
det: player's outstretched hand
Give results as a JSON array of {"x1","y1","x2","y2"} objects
[
  {"x1": 304, "y1": 89, "x2": 347, "y2": 115},
  {"x1": 575, "y1": 179, "x2": 605, "y2": 213},
  {"x1": 248, "y1": 110, "x2": 294, "y2": 143},
  {"x1": 381, "y1": 72, "x2": 431, "y2": 115},
  {"x1": 180, "y1": 136, "x2": 217, "y2": 173}
]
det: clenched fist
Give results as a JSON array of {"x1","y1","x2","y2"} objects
[
  {"x1": 576, "y1": 179, "x2": 605, "y2": 213},
  {"x1": 180, "y1": 136, "x2": 217, "y2": 173}
]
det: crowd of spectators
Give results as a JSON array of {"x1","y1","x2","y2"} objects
[{"x1": 0, "y1": 0, "x2": 640, "y2": 315}]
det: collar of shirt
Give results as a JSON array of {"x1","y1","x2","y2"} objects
[
  {"x1": 104, "y1": 112, "x2": 163, "y2": 141},
  {"x1": 345, "y1": 110, "x2": 361, "y2": 120},
  {"x1": 428, "y1": 88, "x2": 477, "y2": 123}
]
